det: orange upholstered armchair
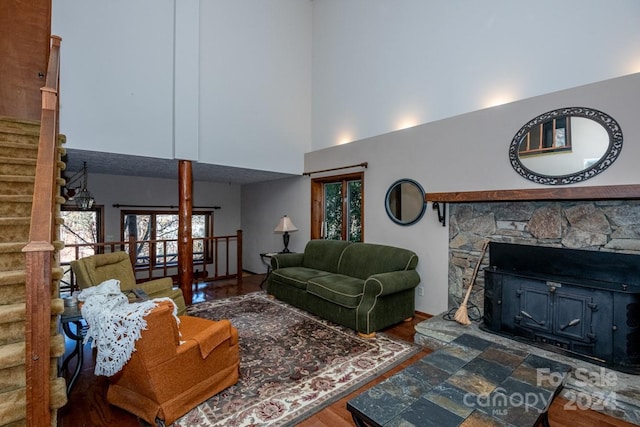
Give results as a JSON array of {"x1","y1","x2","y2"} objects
[
  {"x1": 106, "y1": 301, "x2": 240, "y2": 425},
  {"x1": 71, "y1": 251, "x2": 187, "y2": 315}
]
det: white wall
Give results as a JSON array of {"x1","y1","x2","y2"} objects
[
  {"x1": 52, "y1": 0, "x2": 175, "y2": 159},
  {"x1": 198, "y1": 0, "x2": 312, "y2": 174},
  {"x1": 240, "y1": 176, "x2": 309, "y2": 273},
  {"x1": 52, "y1": 0, "x2": 312, "y2": 174},
  {"x1": 243, "y1": 73, "x2": 640, "y2": 316},
  {"x1": 312, "y1": 0, "x2": 640, "y2": 149}
]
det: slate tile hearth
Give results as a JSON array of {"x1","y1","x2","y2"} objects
[
  {"x1": 347, "y1": 334, "x2": 571, "y2": 427},
  {"x1": 414, "y1": 315, "x2": 640, "y2": 425}
]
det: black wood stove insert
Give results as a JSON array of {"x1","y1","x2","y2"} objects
[{"x1": 482, "y1": 242, "x2": 640, "y2": 374}]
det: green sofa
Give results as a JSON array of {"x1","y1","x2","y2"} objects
[{"x1": 266, "y1": 239, "x2": 420, "y2": 336}]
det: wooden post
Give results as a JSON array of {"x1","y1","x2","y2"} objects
[
  {"x1": 236, "y1": 229, "x2": 243, "y2": 286},
  {"x1": 23, "y1": 248, "x2": 52, "y2": 426},
  {"x1": 128, "y1": 235, "x2": 136, "y2": 269},
  {"x1": 178, "y1": 160, "x2": 193, "y2": 304}
]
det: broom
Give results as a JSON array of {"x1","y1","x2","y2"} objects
[{"x1": 454, "y1": 239, "x2": 490, "y2": 325}]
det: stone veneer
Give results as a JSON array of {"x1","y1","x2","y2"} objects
[{"x1": 448, "y1": 199, "x2": 640, "y2": 316}]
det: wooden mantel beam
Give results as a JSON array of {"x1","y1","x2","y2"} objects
[{"x1": 426, "y1": 184, "x2": 640, "y2": 203}]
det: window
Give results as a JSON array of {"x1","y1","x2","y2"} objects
[
  {"x1": 311, "y1": 173, "x2": 363, "y2": 242},
  {"x1": 60, "y1": 206, "x2": 104, "y2": 260},
  {"x1": 121, "y1": 210, "x2": 213, "y2": 268},
  {"x1": 59, "y1": 205, "x2": 104, "y2": 292}
]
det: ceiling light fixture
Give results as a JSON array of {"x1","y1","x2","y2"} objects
[{"x1": 64, "y1": 162, "x2": 95, "y2": 210}]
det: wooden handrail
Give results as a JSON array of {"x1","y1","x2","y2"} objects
[{"x1": 22, "y1": 35, "x2": 61, "y2": 426}]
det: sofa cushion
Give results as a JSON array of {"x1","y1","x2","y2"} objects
[
  {"x1": 307, "y1": 274, "x2": 364, "y2": 308},
  {"x1": 301, "y1": 239, "x2": 351, "y2": 273},
  {"x1": 271, "y1": 267, "x2": 331, "y2": 290},
  {"x1": 337, "y1": 242, "x2": 418, "y2": 280}
]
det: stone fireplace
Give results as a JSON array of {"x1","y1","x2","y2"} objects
[
  {"x1": 448, "y1": 200, "x2": 640, "y2": 374},
  {"x1": 447, "y1": 199, "x2": 640, "y2": 321}
]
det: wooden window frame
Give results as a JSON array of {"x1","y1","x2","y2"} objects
[
  {"x1": 60, "y1": 204, "x2": 105, "y2": 252},
  {"x1": 120, "y1": 209, "x2": 214, "y2": 268},
  {"x1": 310, "y1": 172, "x2": 364, "y2": 241}
]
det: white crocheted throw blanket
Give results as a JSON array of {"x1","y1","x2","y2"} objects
[{"x1": 77, "y1": 279, "x2": 178, "y2": 377}]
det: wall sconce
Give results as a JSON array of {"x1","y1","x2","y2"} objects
[
  {"x1": 273, "y1": 215, "x2": 298, "y2": 253},
  {"x1": 64, "y1": 162, "x2": 95, "y2": 210}
]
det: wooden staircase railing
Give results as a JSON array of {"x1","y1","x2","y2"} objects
[
  {"x1": 22, "y1": 34, "x2": 61, "y2": 427},
  {"x1": 60, "y1": 231, "x2": 244, "y2": 293}
]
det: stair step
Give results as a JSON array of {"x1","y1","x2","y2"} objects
[
  {"x1": 0, "y1": 157, "x2": 36, "y2": 176},
  {"x1": 52, "y1": 267, "x2": 64, "y2": 281},
  {"x1": 0, "y1": 375, "x2": 67, "y2": 423},
  {"x1": 0, "y1": 341, "x2": 24, "y2": 371},
  {"x1": 0, "y1": 271, "x2": 25, "y2": 306},
  {"x1": 0, "y1": 218, "x2": 30, "y2": 244},
  {"x1": 0, "y1": 385, "x2": 26, "y2": 425},
  {"x1": 0, "y1": 141, "x2": 37, "y2": 160},
  {"x1": 0, "y1": 270, "x2": 63, "y2": 305},
  {"x1": 0, "y1": 304, "x2": 25, "y2": 346},
  {"x1": 0, "y1": 131, "x2": 40, "y2": 149},
  {"x1": 0, "y1": 364, "x2": 24, "y2": 397},
  {"x1": 0, "y1": 243, "x2": 26, "y2": 254},
  {"x1": 0, "y1": 242, "x2": 26, "y2": 272},
  {"x1": 0, "y1": 270, "x2": 26, "y2": 287},
  {"x1": 0, "y1": 175, "x2": 34, "y2": 197},
  {"x1": 0, "y1": 117, "x2": 40, "y2": 134},
  {"x1": 0, "y1": 303, "x2": 25, "y2": 323},
  {"x1": 0, "y1": 195, "x2": 32, "y2": 218},
  {"x1": 0, "y1": 132, "x2": 38, "y2": 146}
]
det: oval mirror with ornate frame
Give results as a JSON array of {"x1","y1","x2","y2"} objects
[
  {"x1": 385, "y1": 179, "x2": 426, "y2": 225},
  {"x1": 509, "y1": 107, "x2": 623, "y2": 185}
]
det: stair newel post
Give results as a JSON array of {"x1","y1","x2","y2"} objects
[
  {"x1": 178, "y1": 160, "x2": 193, "y2": 305},
  {"x1": 22, "y1": 35, "x2": 63, "y2": 427},
  {"x1": 23, "y1": 247, "x2": 53, "y2": 425}
]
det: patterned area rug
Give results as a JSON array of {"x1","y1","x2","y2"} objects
[{"x1": 173, "y1": 292, "x2": 419, "y2": 426}]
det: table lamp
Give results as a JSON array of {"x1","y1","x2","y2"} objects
[{"x1": 274, "y1": 215, "x2": 298, "y2": 253}]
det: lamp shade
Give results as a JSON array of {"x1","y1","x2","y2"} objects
[{"x1": 274, "y1": 215, "x2": 298, "y2": 233}]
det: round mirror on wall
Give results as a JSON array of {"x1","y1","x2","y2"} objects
[
  {"x1": 509, "y1": 107, "x2": 623, "y2": 185},
  {"x1": 385, "y1": 179, "x2": 426, "y2": 225}
]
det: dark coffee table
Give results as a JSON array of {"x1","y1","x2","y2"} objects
[{"x1": 347, "y1": 334, "x2": 571, "y2": 427}]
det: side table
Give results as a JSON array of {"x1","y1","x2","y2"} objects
[
  {"x1": 347, "y1": 333, "x2": 571, "y2": 427},
  {"x1": 259, "y1": 252, "x2": 279, "y2": 288},
  {"x1": 60, "y1": 304, "x2": 86, "y2": 394}
]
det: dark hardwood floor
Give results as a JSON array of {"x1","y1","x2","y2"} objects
[{"x1": 57, "y1": 274, "x2": 636, "y2": 427}]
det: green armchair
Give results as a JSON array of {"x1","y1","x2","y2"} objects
[{"x1": 71, "y1": 252, "x2": 187, "y2": 315}]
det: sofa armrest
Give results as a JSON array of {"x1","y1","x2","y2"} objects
[
  {"x1": 363, "y1": 270, "x2": 421, "y2": 297},
  {"x1": 356, "y1": 270, "x2": 421, "y2": 334},
  {"x1": 177, "y1": 317, "x2": 236, "y2": 359},
  {"x1": 138, "y1": 277, "x2": 174, "y2": 295},
  {"x1": 271, "y1": 252, "x2": 305, "y2": 270}
]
